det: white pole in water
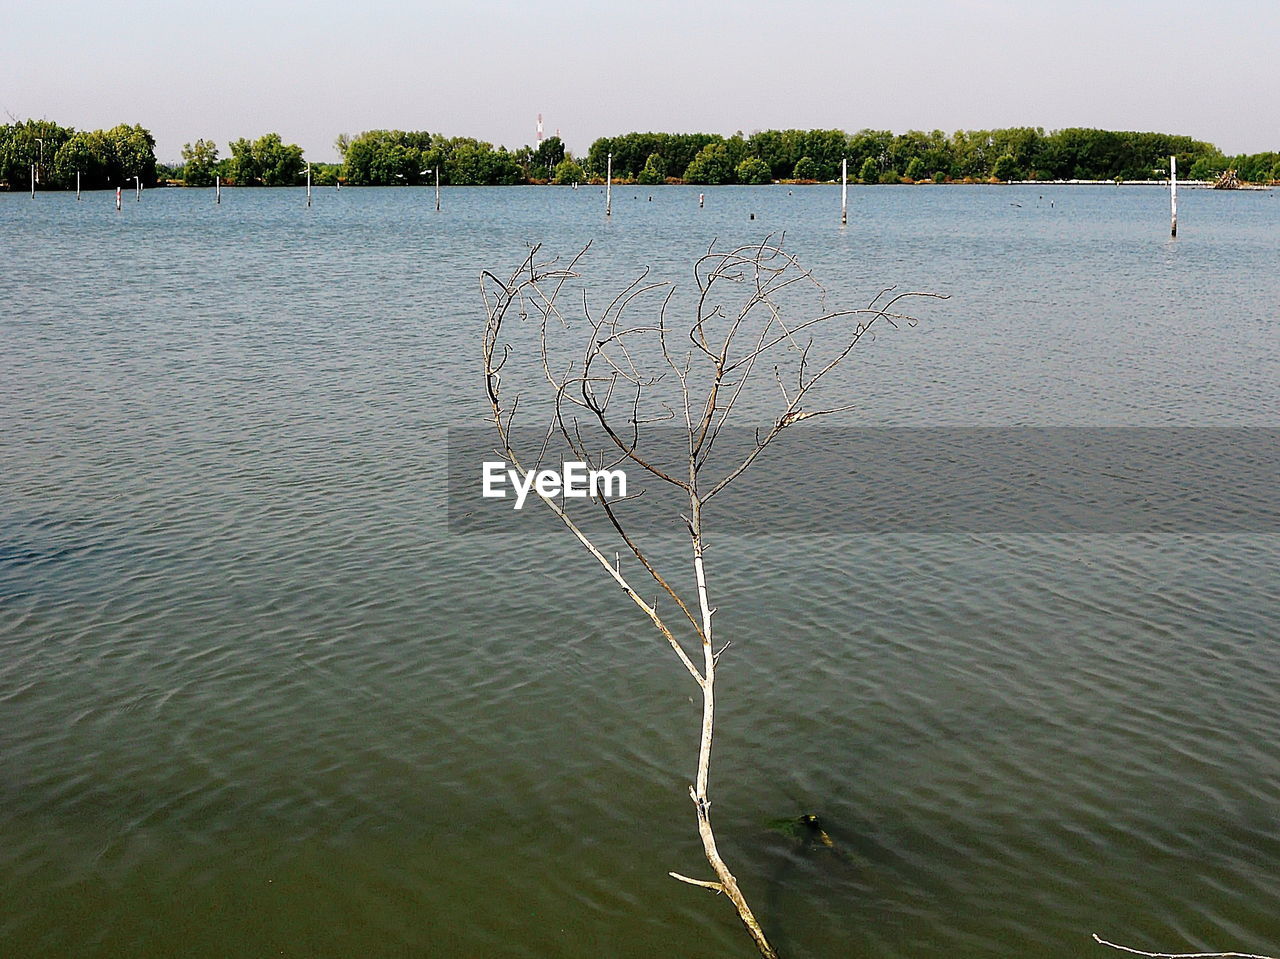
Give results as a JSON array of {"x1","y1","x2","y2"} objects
[
  {"x1": 116, "y1": 186, "x2": 122, "y2": 211},
  {"x1": 606, "y1": 152, "x2": 612, "y2": 217},
  {"x1": 1170, "y1": 154, "x2": 1178, "y2": 238},
  {"x1": 31, "y1": 138, "x2": 43, "y2": 197},
  {"x1": 216, "y1": 175, "x2": 221, "y2": 204},
  {"x1": 77, "y1": 170, "x2": 82, "y2": 200},
  {"x1": 305, "y1": 163, "x2": 312, "y2": 207},
  {"x1": 134, "y1": 176, "x2": 141, "y2": 201},
  {"x1": 841, "y1": 158, "x2": 848, "y2": 224}
]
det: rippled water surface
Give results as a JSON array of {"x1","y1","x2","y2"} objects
[{"x1": 3, "y1": 184, "x2": 1279, "y2": 958}]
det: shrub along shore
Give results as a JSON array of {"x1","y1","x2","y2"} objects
[{"x1": 3, "y1": 119, "x2": 1277, "y2": 190}]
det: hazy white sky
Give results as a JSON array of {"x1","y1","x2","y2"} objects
[{"x1": 3, "y1": 0, "x2": 1275, "y2": 163}]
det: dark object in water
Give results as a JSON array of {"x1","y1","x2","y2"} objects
[
  {"x1": 798, "y1": 814, "x2": 834, "y2": 847},
  {"x1": 767, "y1": 813, "x2": 835, "y2": 849}
]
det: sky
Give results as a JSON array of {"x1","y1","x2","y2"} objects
[{"x1": 3, "y1": 0, "x2": 1276, "y2": 164}]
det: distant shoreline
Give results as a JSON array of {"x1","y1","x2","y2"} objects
[
  {"x1": 151, "y1": 179, "x2": 1268, "y2": 190},
  {"x1": 7, "y1": 179, "x2": 1276, "y2": 193},
  {"x1": 8, "y1": 120, "x2": 1278, "y2": 191}
]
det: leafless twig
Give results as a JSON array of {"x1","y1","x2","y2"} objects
[
  {"x1": 1093, "y1": 933, "x2": 1279, "y2": 959},
  {"x1": 481, "y1": 238, "x2": 942, "y2": 958}
]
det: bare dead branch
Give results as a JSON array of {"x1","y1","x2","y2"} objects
[
  {"x1": 481, "y1": 239, "x2": 942, "y2": 959},
  {"x1": 1093, "y1": 934, "x2": 1279, "y2": 959},
  {"x1": 669, "y1": 872, "x2": 725, "y2": 893}
]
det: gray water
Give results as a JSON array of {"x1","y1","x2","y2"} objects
[{"x1": 2, "y1": 183, "x2": 1279, "y2": 958}]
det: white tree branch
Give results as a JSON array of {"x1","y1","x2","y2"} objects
[
  {"x1": 1093, "y1": 934, "x2": 1279, "y2": 959},
  {"x1": 481, "y1": 240, "x2": 942, "y2": 959},
  {"x1": 669, "y1": 872, "x2": 725, "y2": 893}
]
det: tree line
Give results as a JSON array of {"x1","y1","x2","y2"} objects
[
  {"x1": 4, "y1": 118, "x2": 1279, "y2": 190},
  {"x1": 0, "y1": 119, "x2": 158, "y2": 190},
  {"x1": 335, "y1": 129, "x2": 573, "y2": 185},
  {"x1": 586, "y1": 127, "x2": 1280, "y2": 184},
  {"x1": 327, "y1": 126, "x2": 1280, "y2": 186}
]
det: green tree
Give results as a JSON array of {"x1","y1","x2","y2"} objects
[
  {"x1": 904, "y1": 157, "x2": 925, "y2": 181},
  {"x1": 52, "y1": 132, "x2": 102, "y2": 187},
  {"x1": 723, "y1": 132, "x2": 750, "y2": 171},
  {"x1": 858, "y1": 156, "x2": 878, "y2": 183},
  {"x1": 488, "y1": 146, "x2": 525, "y2": 185},
  {"x1": 878, "y1": 168, "x2": 903, "y2": 184},
  {"x1": 108, "y1": 124, "x2": 158, "y2": 187},
  {"x1": 339, "y1": 130, "x2": 434, "y2": 185},
  {"x1": 446, "y1": 139, "x2": 490, "y2": 185},
  {"x1": 588, "y1": 133, "x2": 721, "y2": 180},
  {"x1": 254, "y1": 133, "x2": 305, "y2": 186},
  {"x1": 988, "y1": 127, "x2": 1043, "y2": 176},
  {"x1": 1, "y1": 119, "x2": 72, "y2": 188},
  {"x1": 950, "y1": 129, "x2": 993, "y2": 178},
  {"x1": 382, "y1": 143, "x2": 417, "y2": 183},
  {"x1": 1, "y1": 119, "x2": 156, "y2": 190},
  {"x1": 227, "y1": 138, "x2": 259, "y2": 186},
  {"x1": 227, "y1": 133, "x2": 304, "y2": 186},
  {"x1": 797, "y1": 129, "x2": 847, "y2": 180},
  {"x1": 848, "y1": 129, "x2": 893, "y2": 175},
  {"x1": 636, "y1": 152, "x2": 667, "y2": 185},
  {"x1": 310, "y1": 163, "x2": 341, "y2": 186},
  {"x1": 791, "y1": 156, "x2": 818, "y2": 180},
  {"x1": 180, "y1": 138, "x2": 219, "y2": 186},
  {"x1": 552, "y1": 157, "x2": 585, "y2": 185},
  {"x1": 1225, "y1": 151, "x2": 1277, "y2": 182},
  {"x1": 890, "y1": 129, "x2": 949, "y2": 178},
  {"x1": 735, "y1": 156, "x2": 771, "y2": 185},
  {"x1": 683, "y1": 142, "x2": 734, "y2": 184},
  {"x1": 748, "y1": 129, "x2": 792, "y2": 179},
  {"x1": 991, "y1": 153, "x2": 1019, "y2": 181},
  {"x1": 1188, "y1": 153, "x2": 1227, "y2": 180},
  {"x1": 530, "y1": 136, "x2": 565, "y2": 179}
]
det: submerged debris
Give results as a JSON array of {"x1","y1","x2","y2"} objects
[{"x1": 766, "y1": 813, "x2": 836, "y2": 850}]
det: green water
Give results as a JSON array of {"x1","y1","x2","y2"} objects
[{"x1": 3, "y1": 184, "x2": 1279, "y2": 957}]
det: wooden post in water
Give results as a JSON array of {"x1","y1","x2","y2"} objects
[
  {"x1": 435, "y1": 167, "x2": 440, "y2": 211},
  {"x1": 606, "y1": 152, "x2": 612, "y2": 217},
  {"x1": 1170, "y1": 154, "x2": 1178, "y2": 238},
  {"x1": 841, "y1": 158, "x2": 848, "y2": 224},
  {"x1": 216, "y1": 175, "x2": 221, "y2": 204}
]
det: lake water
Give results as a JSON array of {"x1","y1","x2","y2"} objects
[{"x1": 2, "y1": 183, "x2": 1279, "y2": 958}]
